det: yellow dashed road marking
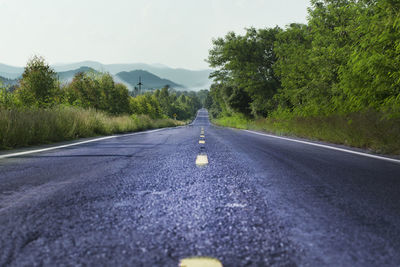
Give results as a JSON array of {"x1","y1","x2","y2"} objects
[
  {"x1": 199, "y1": 140, "x2": 205, "y2": 144},
  {"x1": 195, "y1": 154, "x2": 208, "y2": 166},
  {"x1": 200, "y1": 135, "x2": 205, "y2": 138},
  {"x1": 180, "y1": 257, "x2": 222, "y2": 267}
]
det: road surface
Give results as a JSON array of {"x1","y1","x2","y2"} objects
[{"x1": 1, "y1": 109, "x2": 400, "y2": 266}]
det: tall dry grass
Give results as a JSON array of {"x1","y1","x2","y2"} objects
[{"x1": 0, "y1": 106, "x2": 183, "y2": 150}]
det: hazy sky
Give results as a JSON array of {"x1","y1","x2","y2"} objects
[{"x1": 0, "y1": 0, "x2": 310, "y2": 70}]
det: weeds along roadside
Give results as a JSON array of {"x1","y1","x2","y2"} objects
[
  {"x1": 212, "y1": 111, "x2": 400, "y2": 155},
  {"x1": 0, "y1": 106, "x2": 184, "y2": 150}
]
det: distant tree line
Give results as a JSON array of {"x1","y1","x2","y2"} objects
[
  {"x1": 0, "y1": 56, "x2": 202, "y2": 120},
  {"x1": 205, "y1": 0, "x2": 400, "y2": 119}
]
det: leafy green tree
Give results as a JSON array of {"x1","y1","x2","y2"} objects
[
  {"x1": 130, "y1": 93, "x2": 163, "y2": 119},
  {"x1": 0, "y1": 82, "x2": 19, "y2": 108},
  {"x1": 204, "y1": 91, "x2": 213, "y2": 110},
  {"x1": 65, "y1": 72, "x2": 100, "y2": 109},
  {"x1": 110, "y1": 83, "x2": 131, "y2": 114},
  {"x1": 208, "y1": 27, "x2": 281, "y2": 117},
  {"x1": 17, "y1": 56, "x2": 59, "y2": 107},
  {"x1": 206, "y1": 0, "x2": 400, "y2": 121},
  {"x1": 208, "y1": 83, "x2": 228, "y2": 118},
  {"x1": 339, "y1": 0, "x2": 400, "y2": 113},
  {"x1": 274, "y1": 23, "x2": 313, "y2": 111},
  {"x1": 64, "y1": 71, "x2": 131, "y2": 114},
  {"x1": 157, "y1": 87, "x2": 173, "y2": 116},
  {"x1": 305, "y1": 0, "x2": 359, "y2": 114},
  {"x1": 196, "y1": 89, "x2": 209, "y2": 107}
]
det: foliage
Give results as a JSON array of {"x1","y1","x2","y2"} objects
[
  {"x1": 206, "y1": 0, "x2": 400, "y2": 153},
  {"x1": 338, "y1": 0, "x2": 400, "y2": 114},
  {"x1": 196, "y1": 89, "x2": 210, "y2": 107},
  {"x1": 0, "y1": 55, "x2": 204, "y2": 150},
  {"x1": 0, "y1": 83, "x2": 20, "y2": 108},
  {"x1": 208, "y1": 0, "x2": 400, "y2": 119},
  {"x1": 130, "y1": 93, "x2": 163, "y2": 119},
  {"x1": 16, "y1": 56, "x2": 61, "y2": 107},
  {"x1": 64, "y1": 71, "x2": 131, "y2": 114},
  {"x1": 150, "y1": 87, "x2": 202, "y2": 120},
  {"x1": 207, "y1": 27, "x2": 281, "y2": 117}
]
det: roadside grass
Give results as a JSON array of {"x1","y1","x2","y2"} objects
[
  {"x1": 213, "y1": 111, "x2": 400, "y2": 155},
  {"x1": 0, "y1": 106, "x2": 184, "y2": 150}
]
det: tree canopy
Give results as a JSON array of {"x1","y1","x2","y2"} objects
[{"x1": 207, "y1": 0, "x2": 400, "y2": 119}]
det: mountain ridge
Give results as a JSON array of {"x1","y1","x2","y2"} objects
[
  {"x1": 116, "y1": 70, "x2": 182, "y2": 90},
  {"x1": 0, "y1": 61, "x2": 212, "y2": 90}
]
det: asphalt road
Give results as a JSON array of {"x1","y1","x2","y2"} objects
[{"x1": 1, "y1": 109, "x2": 400, "y2": 266}]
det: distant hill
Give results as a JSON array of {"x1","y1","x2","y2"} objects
[
  {"x1": 0, "y1": 61, "x2": 212, "y2": 90},
  {"x1": 57, "y1": 66, "x2": 97, "y2": 83},
  {"x1": 53, "y1": 61, "x2": 211, "y2": 89},
  {"x1": 0, "y1": 63, "x2": 23, "y2": 79},
  {"x1": 0, "y1": 76, "x2": 18, "y2": 86},
  {"x1": 116, "y1": 70, "x2": 182, "y2": 90}
]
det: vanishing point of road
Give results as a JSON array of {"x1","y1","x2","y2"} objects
[{"x1": 1, "y1": 109, "x2": 400, "y2": 266}]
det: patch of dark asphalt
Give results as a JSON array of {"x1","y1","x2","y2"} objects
[
  {"x1": 1, "y1": 110, "x2": 400, "y2": 266},
  {"x1": 0, "y1": 115, "x2": 299, "y2": 266}
]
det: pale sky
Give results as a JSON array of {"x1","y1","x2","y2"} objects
[{"x1": 0, "y1": 0, "x2": 310, "y2": 70}]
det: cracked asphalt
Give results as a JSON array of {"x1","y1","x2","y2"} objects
[{"x1": 1, "y1": 109, "x2": 400, "y2": 266}]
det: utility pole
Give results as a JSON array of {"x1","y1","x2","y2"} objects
[{"x1": 137, "y1": 76, "x2": 143, "y2": 95}]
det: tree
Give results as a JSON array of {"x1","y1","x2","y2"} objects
[
  {"x1": 339, "y1": 0, "x2": 400, "y2": 113},
  {"x1": 17, "y1": 56, "x2": 59, "y2": 107},
  {"x1": 207, "y1": 27, "x2": 281, "y2": 117},
  {"x1": 204, "y1": 91, "x2": 213, "y2": 110},
  {"x1": 64, "y1": 71, "x2": 131, "y2": 114},
  {"x1": 0, "y1": 82, "x2": 19, "y2": 108},
  {"x1": 110, "y1": 83, "x2": 131, "y2": 114},
  {"x1": 305, "y1": 0, "x2": 358, "y2": 114},
  {"x1": 274, "y1": 23, "x2": 313, "y2": 112}
]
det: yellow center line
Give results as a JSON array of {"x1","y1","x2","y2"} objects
[
  {"x1": 200, "y1": 135, "x2": 205, "y2": 138},
  {"x1": 195, "y1": 154, "x2": 208, "y2": 166},
  {"x1": 199, "y1": 140, "x2": 205, "y2": 144},
  {"x1": 180, "y1": 257, "x2": 222, "y2": 267}
]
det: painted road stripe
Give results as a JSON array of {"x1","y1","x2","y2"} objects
[
  {"x1": 199, "y1": 140, "x2": 205, "y2": 144},
  {"x1": 195, "y1": 154, "x2": 208, "y2": 166},
  {"x1": 200, "y1": 135, "x2": 205, "y2": 138},
  {"x1": 180, "y1": 257, "x2": 222, "y2": 267},
  {"x1": 243, "y1": 129, "x2": 400, "y2": 164},
  {"x1": 0, "y1": 127, "x2": 181, "y2": 160}
]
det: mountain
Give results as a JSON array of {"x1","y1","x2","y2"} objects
[
  {"x1": 0, "y1": 63, "x2": 23, "y2": 79},
  {"x1": 53, "y1": 61, "x2": 105, "y2": 73},
  {"x1": 0, "y1": 76, "x2": 18, "y2": 87},
  {"x1": 116, "y1": 70, "x2": 182, "y2": 90},
  {"x1": 0, "y1": 61, "x2": 212, "y2": 90},
  {"x1": 57, "y1": 66, "x2": 97, "y2": 83},
  {"x1": 53, "y1": 62, "x2": 211, "y2": 89}
]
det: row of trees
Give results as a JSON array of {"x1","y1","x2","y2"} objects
[
  {"x1": 206, "y1": 0, "x2": 400, "y2": 119},
  {"x1": 0, "y1": 56, "x2": 202, "y2": 120},
  {"x1": 130, "y1": 88, "x2": 201, "y2": 119}
]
